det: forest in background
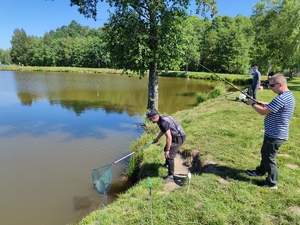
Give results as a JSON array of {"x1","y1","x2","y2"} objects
[{"x1": 0, "y1": 0, "x2": 299, "y2": 76}]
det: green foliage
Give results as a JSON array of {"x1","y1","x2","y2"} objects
[
  {"x1": 207, "y1": 86, "x2": 227, "y2": 99},
  {"x1": 9, "y1": 21, "x2": 110, "y2": 68},
  {"x1": 0, "y1": 49, "x2": 11, "y2": 64},
  {"x1": 195, "y1": 92, "x2": 208, "y2": 103},
  {"x1": 10, "y1": 29, "x2": 36, "y2": 65},
  {"x1": 201, "y1": 15, "x2": 254, "y2": 74},
  {"x1": 196, "y1": 86, "x2": 227, "y2": 103},
  {"x1": 251, "y1": 0, "x2": 300, "y2": 73}
]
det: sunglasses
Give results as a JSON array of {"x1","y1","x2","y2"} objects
[{"x1": 268, "y1": 83, "x2": 279, "y2": 88}]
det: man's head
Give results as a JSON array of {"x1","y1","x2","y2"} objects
[
  {"x1": 252, "y1": 66, "x2": 258, "y2": 71},
  {"x1": 268, "y1": 73, "x2": 288, "y2": 93},
  {"x1": 146, "y1": 109, "x2": 160, "y2": 123}
]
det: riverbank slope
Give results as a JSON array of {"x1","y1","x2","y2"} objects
[{"x1": 77, "y1": 78, "x2": 300, "y2": 224}]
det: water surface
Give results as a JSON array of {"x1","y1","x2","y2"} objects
[{"x1": 0, "y1": 71, "x2": 215, "y2": 225}]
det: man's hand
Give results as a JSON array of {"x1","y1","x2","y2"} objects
[
  {"x1": 247, "y1": 99, "x2": 267, "y2": 107},
  {"x1": 247, "y1": 99, "x2": 255, "y2": 106},
  {"x1": 164, "y1": 150, "x2": 169, "y2": 159},
  {"x1": 152, "y1": 138, "x2": 159, "y2": 143}
]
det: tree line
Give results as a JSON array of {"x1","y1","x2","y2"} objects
[
  {"x1": 0, "y1": 0, "x2": 299, "y2": 110},
  {"x1": 1, "y1": 2, "x2": 298, "y2": 75}
]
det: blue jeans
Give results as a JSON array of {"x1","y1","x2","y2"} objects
[{"x1": 247, "y1": 84, "x2": 259, "y2": 100}]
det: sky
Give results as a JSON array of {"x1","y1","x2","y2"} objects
[{"x1": 0, "y1": 0, "x2": 259, "y2": 50}]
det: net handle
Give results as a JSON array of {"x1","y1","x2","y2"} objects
[{"x1": 113, "y1": 142, "x2": 152, "y2": 164}]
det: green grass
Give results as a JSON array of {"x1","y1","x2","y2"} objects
[
  {"x1": 0, "y1": 65, "x2": 124, "y2": 74},
  {"x1": 76, "y1": 78, "x2": 300, "y2": 225}
]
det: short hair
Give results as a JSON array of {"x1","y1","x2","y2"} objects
[{"x1": 270, "y1": 73, "x2": 287, "y2": 84}]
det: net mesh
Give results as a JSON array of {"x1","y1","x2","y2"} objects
[{"x1": 92, "y1": 164, "x2": 113, "y2": 194}]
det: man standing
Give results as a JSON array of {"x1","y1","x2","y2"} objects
[
  {"x1": 247, "y1": 66, "x2": 261, "y2": 100},
  {"x1": 146, "y1": 109, "x2": 186, "y2": 183},
  {"x1": 246, "y1": 74, "x2": 295, "y2": 189}
]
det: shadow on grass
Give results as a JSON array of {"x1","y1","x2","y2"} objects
[
  {"x1": 139, "y1": 161, "x2": 256, "y2": 187},
  {"x1": 139, "y1": 162, "x2": 161, "y2": 178},
  {"x1": 139, "y1": 162, "x2": 190, "y2": 187},
  {"x1": 197, "y1": 163, "x2": 256, "y2": 186}
]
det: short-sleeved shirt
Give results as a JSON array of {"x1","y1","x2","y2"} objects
[
  {"x1": 157, "y1": 115, "x2": 185, "y2": 138},
  {"x1": 252, "y1": 71, "x2": 261, "y2": 86},
  {"x1": 264, "y1": 91, "x2": 295, "y2": 140}
]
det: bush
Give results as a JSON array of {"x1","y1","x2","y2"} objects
[
  {"x1": 196, "y1": 92, "x2": 208, "y2": 103},
  {"x1": 196, "y1": 86, "x2": 227, "y2": 103},
  {"x1": 207, "y1": 86, "x2": 227, "y2": 99}
]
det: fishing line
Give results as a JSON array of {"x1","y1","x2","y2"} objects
[
  {"x1": 146, "y1": 34, "x2": 257, "y2": 103},
  {"x1": 116, "y1": 20, "x2": 257, "y2": 103}
]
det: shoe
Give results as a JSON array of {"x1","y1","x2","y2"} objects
[
  {"x1": 162, "y1": 175, "x2": 174, "y2": 184},
  {"x1": 246, "y1": 170, "x2": 262, "y2": 176},
  {"x1": 256, "y1": 181, "x2": 278, "y2": 189},
  {"x1": 263, "y1": 184, "x2": 278, "y2": 189}
]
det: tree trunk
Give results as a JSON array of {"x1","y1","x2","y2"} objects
[
  {"x1": 147, "y1": 8, "x2": 159, "y2": 110},
  {"x1": 147, "y1": 62, "x2": 158, "y2": 110},
  {"x1": 289, "y1": 69, "x2": 293, "y2": 80},
  {"x1": 186, "y1": 57, "x2": 189, "y2": 72}
]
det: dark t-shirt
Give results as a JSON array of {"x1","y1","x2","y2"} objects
[{"x1": 157, "y1": 115, "x2": 185, "y2": 137}]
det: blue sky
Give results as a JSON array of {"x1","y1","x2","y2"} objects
[{"x1": 1, "y1": 0, "x2": 258, "y2": 50}]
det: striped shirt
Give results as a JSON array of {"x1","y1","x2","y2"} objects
[{"x1": 264, "y1": 91, "x2": 295, "y2": 140}]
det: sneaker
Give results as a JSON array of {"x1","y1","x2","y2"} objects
[
  {"x1": 246, "y1": 170, "x2": 262, "y2": 176},
  {"x1": 162, "y1": 175, "x2": 174, "y2": 184},
  {"x1": 263, "y1": 184, "x2": 278, "y2": 189},
  {"x1": 256, "y1": 181, "x2": 278, "y2": 189}
]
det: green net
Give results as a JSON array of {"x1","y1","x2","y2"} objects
[
  {"x1": 91, "y1": 142, "x2": 152, "y2": 194},
  {"x1": 92, "y1": 164, "x2": 113, "y2": 194}
]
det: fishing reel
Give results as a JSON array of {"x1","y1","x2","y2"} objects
[{"x1": 238, "y1": 93, "x2": 248, "y2": 104}]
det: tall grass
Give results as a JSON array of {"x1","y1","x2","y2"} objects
[{"x1": 196, "y1": 86, "x2": 227, "y2": 103}]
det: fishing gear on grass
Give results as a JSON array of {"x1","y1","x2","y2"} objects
[{"x1": 92, "y1": 142, "x2": 152, "y2": 194}]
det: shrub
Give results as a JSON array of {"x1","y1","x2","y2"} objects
[
  {"x1": 207, "y1": 86, "x2": 227, "y2": 99},
  {"x1": 196, "y1": 86, "x2": 227, "y2": 104},
  {"x1": 196, "y1": 92, "x2": 208, "y2": 103}
]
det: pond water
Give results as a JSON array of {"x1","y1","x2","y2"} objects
[{"x1": 0, "y1": 71, "x2": 217, "y2": 225}]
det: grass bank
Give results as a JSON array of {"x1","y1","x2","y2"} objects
[
  {"x1": 0, "y1": 66, "x2": 255, "y2": 85},
  {"x1": 77, "y1": 78, "x2": 300, "y2": 225},
  {"x1": 0, "y1": 65, "x2": 123, "y2": 74}
]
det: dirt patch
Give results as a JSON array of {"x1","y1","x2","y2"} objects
[
  {"x1": 278, "y1": 153, "x2": 292, "y2": 158},
  {"x1": 288, "y1": 206, "x2": 300, "y2": 215},
  {"x1": 286, "y1": 164, "x2": 299, "y2": 169},
  {"x1": 163, "y1": 153, "x2": 190, "y2": 192},
  {"x1": 218, "y1": 177, "x2": 230, "y2": 185},
  {"x1": 163, "y1": 150, "x2": 218, "y2": 192}
]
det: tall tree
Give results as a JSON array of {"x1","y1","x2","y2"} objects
[
  {"x1": 201, "y1": 15, "x2": 254, "y2": 74},
  {"x1": 181, "y1": 16, "x2": 211, "y2": 72},
  {"x1": 70, "y1": 0, "x2": 217, "y2": 110},
  {"x1": 0, "y1": 49, "x2": 11, "y2": 64},
  {"x1": 10, "y1": 29, "x2": 35, "y2": 65},
  {"x1": 251, "y1": 0, "x2": 300, "y2": 74}
]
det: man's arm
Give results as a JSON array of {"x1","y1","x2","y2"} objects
[
  {"x1": 164, "y1": 129, "x2": 172, "y2": 158},
  {"x1": 153, "y1": 131, "x2": 164, "y2": 143},
  {"x1": 247, "y1": 99, "x2": 272, "y2": 115}
]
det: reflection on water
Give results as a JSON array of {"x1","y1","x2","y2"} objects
[{"x1": 0, "y1": 71, "x2": 216, "y2": 225}]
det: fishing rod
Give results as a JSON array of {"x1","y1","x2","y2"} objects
[
  {"x1": 113, "y1": 21, "x2": 257, "y2": 103},
  {"x1": 149, "y1": 35, "x2": 257, "y2": 103}
]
